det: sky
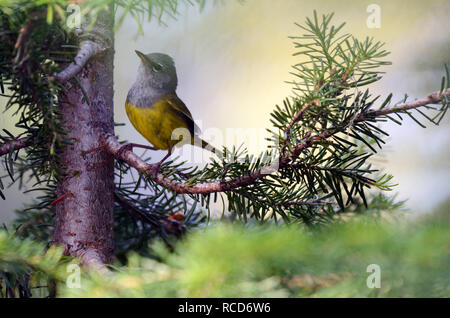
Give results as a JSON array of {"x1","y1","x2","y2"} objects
[{"x1": 1, "y1": 0, "x2": 449, "y2": 223}]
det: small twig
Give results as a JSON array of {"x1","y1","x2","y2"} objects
[
  {"x1": 364, "y1": 89, "x2": 449, "y2": 118},
  {"x1": 49, "y1": 192, "x2": 74, "y2": 206},
  {"x1": 255, "y1": 196, "x2": 332, "y2": 208},
  {"x1": 114, "y1": 192, "x2": 160, "y2": 228},
  {"x1": 288, "y1": 89, "x2": 450, "y2": 163},
  {"x1": 286, "y1": 100, "x2": 320, "y2": 134},
  {"x1": 81, "y1": 145, "x2": 105, "y2": 157},
  {"x1": 51, "y1": 40, "x2": 102, "y2": 82},
  {"x1": 279, "y1": 200, "x2": 333, "y2": 207},
  {"x1": 282, "y1": 100, "x2": 319, "y2": 154},
  {"x1": 0, "y1": 137, "x2": 29, "y2": 156},
  {"x1": 114, "y1": 192, "x2": 175, "y2": 249},
  {"x1": 13, "y1": 12, "x2": 43, "y2": 66}
]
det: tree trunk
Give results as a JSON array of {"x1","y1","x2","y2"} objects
[{"x1": 53, "y1": 9, "x2": 115, "y2": 267}]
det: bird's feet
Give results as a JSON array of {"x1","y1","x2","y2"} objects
[
  {"x1": 116, "y1": 143, "x2": 157, "y2": 159},
  {"x1": 143, "y1": 149, "x2": 172, "y2": 177},
  {"x1": 144, "y1": 162, "x2": 162, "y2": 177},
  {"x1": 116, "y1": 143, "x2": 134, "y2": 159}
]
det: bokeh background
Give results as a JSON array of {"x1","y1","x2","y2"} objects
[{"x1": 1, "y1": 0, "x2": 449, "y2": 224}]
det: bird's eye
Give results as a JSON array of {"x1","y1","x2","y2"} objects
[{"x1": 152, "y1": 63, "x2": 163, "y2": 72}]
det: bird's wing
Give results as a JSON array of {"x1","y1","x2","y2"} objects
[{"x1": 164, "y1": 93, "x2": 201, "y2": 134}]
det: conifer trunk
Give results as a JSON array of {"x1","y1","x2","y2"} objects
[{"x1": 53, "y1": 9, "x2": 115, "y2": 266}]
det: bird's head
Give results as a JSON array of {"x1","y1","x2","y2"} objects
[{"x1": 135, "y1": 51, "x2": 178, "y2": 91}]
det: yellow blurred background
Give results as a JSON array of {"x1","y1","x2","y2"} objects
[{"x1": 1, "y1": 0, "x2": 449, "y2": 223}]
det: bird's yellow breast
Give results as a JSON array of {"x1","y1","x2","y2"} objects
[{"x1": 125, "y1": 97, "x2": 190, "y2": 150}]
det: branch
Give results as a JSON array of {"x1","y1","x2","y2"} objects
[
  {"x1": 0, "y1": 137, "x2": 28, "y2": 156},
  {"x1": 13, "y1": 12, "x2": 43, "y2": 66},
  {"x1": 114, "y1": 192, "x2": 178, "y2": 248},
  {"x1": 282, "y1": 99, "x2": 319, "y2": 154},
  {"x1": 289, "y1": 89, "x2": 450, "y2": 161},
  {"x1": 101, "y1": 133, "x2": 273, "y2": 194},
  {"x1": 364, "y1": 89, "x2": 449, "y2": 118},
  {"x1": 52, "y1": 7, "x2": 113, "y2": 82},
  {"x1": 114, "y1": 192, "x2": 161, "y2": 228},
  {"x1": 256, "y1": 197, "x2": 333, "y2": 208},
  {"x1": 100, "y1": 89, "x2": 448, "y2": 195},
  {"x1": 279, "y1": 200, "x2": 333, "y2": 207},
  {"x1": 52, "y1": 40, "x2": 102, "y2": 82},
  {"x1": 285, "y1": 100, "x2": 319, "y2": 134}
]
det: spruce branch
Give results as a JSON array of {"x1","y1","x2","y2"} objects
[
  {"x1": 282, "y1": 99, "x2": 319, "y2": 155},
  {"x1": 99, "y1": 87, "x2": 448, "y2": 197},
  {"x1": 114, "y1": 191, "x2": 167, "y2": 231},
  {"x1": 13, "y1": 11, "x2": 44, "y2": 66},
  {"x1": 101, "y1": 133, "x2": 272, "y2": 194},
  {"x1": 271, "y1": 199, "x2": 333, "y2": 208},
  {"x1": 364, "y1": 89, "x2": 449, "y2": 119},
  {"x1": 0, "y1": 136, "x2": 28, "y2": 156},
  {"x1": 288, "y1": 89, "x2": 449, "y2": 160}
]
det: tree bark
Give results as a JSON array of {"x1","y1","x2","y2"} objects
[{"x1": 53, "y1": 9, "x2": 115, "y2": 266}]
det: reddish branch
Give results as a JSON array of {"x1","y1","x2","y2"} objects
[
  {"x1": 101, "y1": 133, "x2": 269, "y2": 194},
  {"x1": 364, "y1": 90, "x2": 448, "y2": 118},
  {"x1": 286, "y1": 100, "x2": 320, "y2": 134},
  {"x1": 101, "y1": 89, "x2": 449, "y2": 195},
  {"x1": 290, "y1": 89, "x2": 450, "y2": 162},
  {"x1": 282, "y1": 99, "x2": 320, "y2": 154},
  {"x1": 0, "y1": 137, "x2": 28, "y2": 156},
  {"x1": 49, "y1": 192, "x2": 74, "y2": 206},
  {"x1": 13, "y1": 12, "x2": 43, "y2": 66}
]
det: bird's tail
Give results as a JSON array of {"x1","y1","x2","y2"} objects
[{"x1": 191, "y1": 137, "x2": 218, "y2": 155}]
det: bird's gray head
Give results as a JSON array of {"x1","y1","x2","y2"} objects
[{"x1": 134, "y1": 51, "x2": 178, "y2": 91}]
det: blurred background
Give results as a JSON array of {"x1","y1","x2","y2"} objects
[{"x1": 1, "y1": 0, "x2": 449, "y2": 224}]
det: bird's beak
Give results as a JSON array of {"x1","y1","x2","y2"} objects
[
  {"x1": 135, "y1": 50, "x2": 149, "y2": 64},
  {"x1": 135, "y1": 50, "x2": 158, "y2": 68}
]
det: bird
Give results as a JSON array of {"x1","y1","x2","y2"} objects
[{"x1": 121, "y1": 50, "x2": 217, "y2": 175}]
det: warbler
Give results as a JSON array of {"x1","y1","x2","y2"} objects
[{"x1": 122, "y1": 51, "x2": 217, "y2": 173}]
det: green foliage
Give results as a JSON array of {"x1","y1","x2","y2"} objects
[
  {"x1": 0, "y1": 3, "x2": 448, "y2": 273},
  {"x1": 0, "y1": 5, "x2": 77, "y2": 250},
  {"x1": 1, "y1": 197, "x2": 448, "y2": 298},
  {"x1": 0, "y1": 229, "x2": 75, "y2": 297},
  {"x1": 113, "y1": 161, "x2": 206, "y2": 259},
  {"x1": 60, "y1": 206, "x2": 450, "y2": 297},
  {"x1": 0, "y1": 5, "x2": 76, "y2": 186},
  {"x1": 0, "y1": 0, "x2": 212, "y2": 32}
]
